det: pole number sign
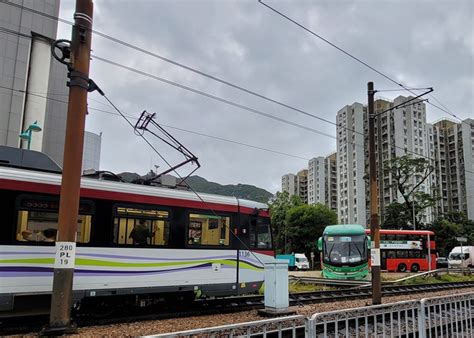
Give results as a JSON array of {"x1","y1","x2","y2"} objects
[
  {"x1": 54, "y1": 242, "x2": 76, "y2": 269},
  {"x1": 371, "y1": 248, "x2": 381, "y2": 266}
]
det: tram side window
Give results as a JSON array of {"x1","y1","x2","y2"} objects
[
  {"x1": 249, "y1": 218, "x2": 272, "y2": 249},
  {"x1": 16, "y1": 197, "x2": 92, "y2": 243},
  {"x1": 187, "y1": 214, "x2": 229, "y2": 246},
  {"x1": 113, "y1": 206, "x2": 170, "y2": 246}
]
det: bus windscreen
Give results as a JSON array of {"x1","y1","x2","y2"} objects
[{"x1": 323, "y1": 235, "x2": 367, "y2": 266}]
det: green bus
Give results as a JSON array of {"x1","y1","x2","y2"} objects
[{"x1": 317, "y1": 224, "x2": 370, "y2": 280}]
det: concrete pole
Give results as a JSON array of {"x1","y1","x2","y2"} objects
[
  {"x1": 368, "y1": 82, "x2": 382, "y2": 305},
  {"x1": 42, "y1": 0, "x2": 93, "y2": 334}
]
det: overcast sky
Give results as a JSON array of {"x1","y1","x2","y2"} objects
[{"x1": 57, "y1": 0, "x2": 473, "y2": 194}]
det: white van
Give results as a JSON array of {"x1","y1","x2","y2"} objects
[
  {"x1": 448, "y1": 246, "x2": 474, "y2": 268},
  {"x1": 295, "y1": 253, "x2": 310, "y2": 270}
]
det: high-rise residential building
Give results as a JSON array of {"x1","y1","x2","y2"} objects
[
  {"x1": 325, "y1": 152, "x2": 338, "y2": 212},
  {"x1": 296, "y1": 169, "x2": 308, "y2": 204},
  {"x1": 307, "y1": 153, "x2": 338, "y2": 212},
  {"x1": 281, "y1": 173, "x2": 297, "y2": 197},
  {"x1": 336, "y1": 102, "x2": 367, "y2": 226},
  {"x1": 433, "y1": 118, "x2": 474, "y2": 219},
  {"x1": 82, "y1": 131, "x2": 102, "y2": 172},
  {"x1": 308, "y1": 157, "x2": 325, "y2": 205},
  {"x1": 373, "y1": 96, "x2": 435, "y2": 224},
  {"x1": 0, "y1": 0, "x2": 100, "y2": 170}
]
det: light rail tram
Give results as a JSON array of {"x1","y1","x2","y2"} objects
[{"x1": 0, "y1": 146, "x2": 274, "y2": 314}]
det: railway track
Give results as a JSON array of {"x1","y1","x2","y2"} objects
[
  {"x1": 288, "y1": 276, "x2": 370, "y2": 287},
  {"x1": 2, "y1": 281, "x2": 473, "y2": 335}
]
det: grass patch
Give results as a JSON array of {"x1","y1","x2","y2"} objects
[
  {"x1": 395, "y1": 273, "x2": 474, "y2": 285},
  {"x1": 289, "y1": 282, "x2": 334, "y2": 292}
]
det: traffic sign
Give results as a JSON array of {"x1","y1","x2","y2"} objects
[{"x1": 456, "y1": 237, "x2": 467, "y2": 243}]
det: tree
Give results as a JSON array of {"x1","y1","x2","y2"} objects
[
  {"x1": 268, "y1": 191, "x2": 302, "y2": 253},
  {"x1": 285, "y1": 203, "x2": 337, "y2": 259},
  {"x1": 383, "y1": 155, "x2": 437, "y2": 229},
  {"x1": 430, "y1": 212, "x2": 474, "y2": 256},
  {"x1": 382, "y1": 202, "x2": 412, "y2": 229}
]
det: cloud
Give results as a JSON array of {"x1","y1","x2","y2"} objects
[{"x1": 57, "y1": 0, "x2": 473, "y2": 194}]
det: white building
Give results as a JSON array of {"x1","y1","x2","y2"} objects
[
  {"x1": 325, "y1": 152, "x2": 338, "y2": 212},
  {"x1": 336, "y1": 103, "x2": 367, "y2": 226},
  {"x1": 308, "y1": 157, "x2": 325, "y2": 205},
  {"x1": 0, "y1": 0, "x2": 101, "y2": 171},
  {"x1": 307, "y1": 153, "x2": 338, "y2": 212},
  {"x1": 374, "y1": 96, "x2": 435, "y2": 224},
  {"x1": 433, "y1": 118, "x2": 474, "y2": 219},
  {"x1": 281, "y1": 173, "x2": 297, "y2": 197}
]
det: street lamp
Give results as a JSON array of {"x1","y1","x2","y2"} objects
[{"x1": 19, "y1": 120, "x2": 42, "y2": 150}]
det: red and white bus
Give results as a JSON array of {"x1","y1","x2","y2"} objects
[{"x1": 365, "y1": 229, "x2": 436, "y2": 272}]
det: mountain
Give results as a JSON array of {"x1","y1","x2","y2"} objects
[
  {"x1": 185, "y1": 176, "x2": 273, "y2": 204},
  {"x1": 117, "y1": 172, "x2": 273, "y2": 204}
]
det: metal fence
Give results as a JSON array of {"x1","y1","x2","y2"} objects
[
  {"x1": 151, "y1": 314, "x2": 306, "y2": 338},
  {"x1": 307, "y1": 300, "x2": 421, "y2": 337},
  {"x1": 420, "y1": 291, "x2": 473, "y2": 337},
  {"x1": 152, "y1": 292, "x2": 474, "y2": 338}
]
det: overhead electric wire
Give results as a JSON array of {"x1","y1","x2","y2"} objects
[
  {"x1": 2, "y1": 1, "x2": 470, "y2": 141},
  {"x1": 0, "y1": 25, "x2": 470, "y2": 176},
  {"x1": 91, "y1": 55, "x2": 338, "y2": 141},
  {"x1": 99, "y1": 91, "x2": 266, "y2": 265},
  {"x1": 257, "y1": 0, "x2": 472, "y2": 127},
  {"x1": 1, "y1": 17, "x2": 473, "y2": 179},
  {"x1": 0, "y1": 84, "x2": 311, "y2": 162}
]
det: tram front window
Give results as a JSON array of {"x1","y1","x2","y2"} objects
[{"x1": 323, "y1": 235, "x2": 367, "y2": 266}]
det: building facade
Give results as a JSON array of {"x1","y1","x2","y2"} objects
[
  {"x1": 308, "y1": 156, "x2": 325, "y2": 205},
  {"x1": 373, "y1": 96, "x2": 435, "y2": 225},
  {"x1": 296, "y1": 169, "x2": 308, "y2": 204},
  {"x1": 325, "y1": 152, "x2": 338, "y2": 212},
  {"x1": 433, "y1": 118, "x2": 474, "y2": 219},
  {"x1": 0, "y1": 0, "x2": 100, "y2": 171},
  {"x1": 281, "y1": 173, "x2": 297, "y2": 197},
  {"x1": 307, "y1": 153, "x2": 338, "y2": 212},
  {"x1": 336, "y1": 102, "x2": 367, "y2": 226}
]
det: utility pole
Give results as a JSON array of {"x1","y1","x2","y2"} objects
[
  {"x1": 368, "y1": 81, "x2": 382, "y2": 305},
  {"x1": 42, "y1": 0, "x2": 93, "y2": 334}
]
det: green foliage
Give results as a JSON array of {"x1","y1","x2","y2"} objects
[
  {"x1": 382, "y1": 202, "x2": 412, "y2": 229},
  {"x1": 430, "y1": 212, "x2": 474, "y2": 256},
  {"x1": 382, "y1": 155, "x2": 437, "y2": 229},
  {"x1": 285, "y1": 204, "x2": 337, "y2": 259},
  {"x1": 268, "y1": 191, "x2": 302, "y2": 253}
]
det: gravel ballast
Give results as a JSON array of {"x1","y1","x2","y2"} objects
[{"x1": 68, "y1": 287, "x2": 474, "y2": 336}]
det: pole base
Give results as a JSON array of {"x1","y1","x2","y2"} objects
[
  {"x1": 40, "y1": 322, "x2": 77, "y2": 336},
  {"x1": 258, "y1": 307, "x2": 296, "y2": 317}
]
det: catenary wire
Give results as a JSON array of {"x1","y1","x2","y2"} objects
[
  {"x1": 91, "y1": 56, "x2": 474, "y2": 179},
  {"x1": 0, "y1": 7, "x2": 468, "y2": 167},
  {"x1": 257, "y1": 0, "x2": 471, "y2": 127},
  {"x1": 0, "y1": 84, "x2": 311, "y2": 161},
  {"x1": 100, "y1": 91, "x2": 266, "y2": 265},
  {"x1": 3, "y1": 82, "x2": 473, "y2": 184},
  {"x1": 1, "y1": 24, "x2": 473, "y2": 179},
  {"x1": 3, "y1": 0, "x2": 468, "y2": 138}
]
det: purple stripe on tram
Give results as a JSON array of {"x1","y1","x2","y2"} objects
[
  {"x1": 0, "y1": 263, "x2": 240, "y2": 277},
  {"x1": 0, "y1": 252, "x2": 263, "y2": 265}
]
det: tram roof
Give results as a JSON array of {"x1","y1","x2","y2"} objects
[{"x1": 0, "y1": 166, "x2": 268, "y2": 215}]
